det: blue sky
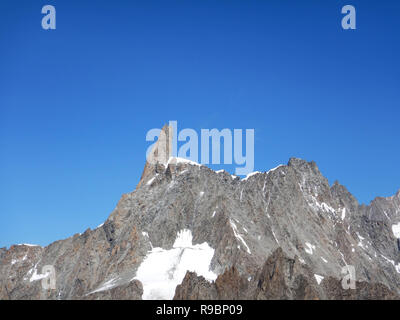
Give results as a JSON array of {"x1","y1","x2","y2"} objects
[{"x1": 0, "y1": 0, "x2": 399, "y2": 248}]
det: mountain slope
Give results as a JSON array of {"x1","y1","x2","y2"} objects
[{"x1": 1, "y1": 125, "x2": 399, "y2": 300}]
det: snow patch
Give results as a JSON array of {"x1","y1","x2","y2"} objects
[
  {"x1": 230, "y1": 220, "x2": 251, "y2": 254},
  {"x1": 266, "y1": 165, "x2": 284, "y2": 174},
  {"x1": 29, "y1": 264, "x2": 50, "y2": 282},
  {"x1": 308, "y1": 196, "x2": 336, "y2": 216},
  {"x1": 167, "y1": 157, "x2": 202, "y2": 168},
  {"x1": 17, "y1": 244, "x2": 40, "y2": 247},
  {"x1": 134, "y1": 229, "x2": 216, "y2": 300},
  {"x1": 392, "y1": 223, "x2": 400, "y2": 238},
  {"x1": 242, "y1": 171, "x2": 261, "y2": 181},
  {"x1": 380, "y1": 254, "x2": 400, "y2": 274},
  {"x1": 146, "y1": 177, "x2": 155, "y2": 185},
  {"x1": 356, "y1": 233, "x2": 368, "y2": 250},
  {"x1": 271, "y1": 230, "x2": 279, "y2": 244},
  {"x1": 356, "y1": 233, "x2": 365, "y2": 241},
  {"x1": 11, "y1": 254, "x2": 27, "y2": 265},
  {"x1": 305, "y1": 242, "x2": 316, "y2": 255},
  {"x1": 341, "y1": 208, "x2": 346, "y2": 220},
  {"x1": 319, "y1": 202, "x2": 336, "y2": 214},
  {"x1": 314, "y1": 274, "x2": 324, "y2": 285},
  {"x1": 88, "y1": 278, "x2": 120, "y2": 294},
  {"x1": 241, "y1": 165, "x2": 284, "y2": 181}
]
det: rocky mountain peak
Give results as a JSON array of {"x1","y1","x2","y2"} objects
[
  {"x1": 137, "y1": 124, "x2": 173, "y2": 188},
  {"x1": 288, "y1": 157, "x2": 319, "y2": 173},
  {"x1": 1, "y1": 127, "x2": 399, "y2": 300}
]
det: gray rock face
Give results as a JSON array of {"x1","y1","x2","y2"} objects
[
  {"x1": 175, "y1": 248, "x2": 399, "y2": 300},
  {"x1": 83, "y1": 280, "x2": 143, "y2": 300},
  {"x1": 1, "y1": 125, "x2": 399, "y2": 299}
]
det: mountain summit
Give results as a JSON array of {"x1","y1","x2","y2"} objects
[{"x1": 1, "y1": 127, "x2": 399, "y2": 300}]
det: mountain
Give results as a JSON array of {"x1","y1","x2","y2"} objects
[{"x1": 1, "y1": 125, "x2": 399, "y2": 300}]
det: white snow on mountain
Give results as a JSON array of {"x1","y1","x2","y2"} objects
[
  {"x1": 28, "y1": 264, "x2": 50, "y2": 282},
  {"x1": 341, "y1": 208, "x2": 346, "y2": 220},
  {"x1": 242, "y1": 171, "x2": 261, "y2": 181},
  {"x1": 314, "y1": 274, "x2": 324, "y2": 285},
  {"x1": 392, "y1": 223, "x2": 400, "y2": 238},
  {"x1": 134, "y1": 229, "x2": 217, "y2": 300},
  {"x1": 88, "y1": 278, "x2": 120, "y2": 295},
  {"x1": 266, "y1": 165, "x2": 284, "y2": 174},
  {"x1": 241, "y1": 165, "x2": 284, "y2": 181},
  {"x1": 305, "y1": 242, "x2": 316, "y2": 255},
  {"x1": 167, "y1": 157, "x2": 202, "y2": 168},
  {"x1": 11, "y1": 254, "x2": 27, "y2": 265},
  {"x1": 229, "y1": 219, "x2": 251, "y2": 254},
  {"x1": 146, "y1": 177, "x2": 155, "y2": 185}
]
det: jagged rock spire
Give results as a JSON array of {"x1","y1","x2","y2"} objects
[{"x1": 137, "y1": 124, "x2": 173, "y2": 188}]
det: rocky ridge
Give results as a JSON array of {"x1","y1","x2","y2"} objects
[{"x1": 1, "y1": 125, "x2": 399, "y2": 300}]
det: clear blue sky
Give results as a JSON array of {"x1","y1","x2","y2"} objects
[{"x1": 1, "y1": 0, "x2": 399, "y2": 248}]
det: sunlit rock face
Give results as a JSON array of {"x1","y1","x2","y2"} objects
[{"x1": 1, "y1": 125, "x2": 399, "y2": 300}]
